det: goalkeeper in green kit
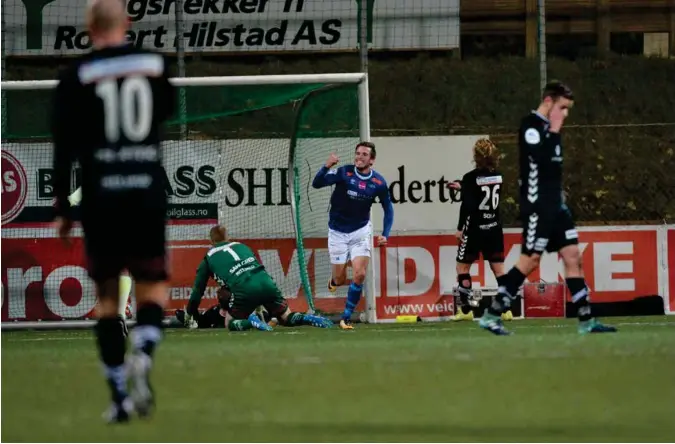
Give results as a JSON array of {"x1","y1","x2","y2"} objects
[{"x1": 184, "y1": 226, "x2": 333, "y2": 331}]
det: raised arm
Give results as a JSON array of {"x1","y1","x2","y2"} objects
[
  {"x1": 311, "y1": 153, "x2": 343, "y2": 189},
  {"x1": 186, "y1": 257, "x2": 211, "y2": 319}
]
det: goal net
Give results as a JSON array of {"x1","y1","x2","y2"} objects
[{"x1": 1, "y1": 73, "x2": 375, "y2": 330}]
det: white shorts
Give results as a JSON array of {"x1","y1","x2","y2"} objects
[{"x1": 328, "y1": 222, "x2": 373, "y2": 265}]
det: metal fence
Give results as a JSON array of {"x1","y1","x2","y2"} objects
[{"x1": 2, "y1": 0, "x2": 674, "y2": 224}]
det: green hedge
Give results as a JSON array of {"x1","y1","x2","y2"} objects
[{"x1": 5, "y1": 53, "x2": 674, "y2": 223}]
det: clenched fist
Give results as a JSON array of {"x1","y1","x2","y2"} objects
[{"x1": 325, "y1": 153, "x2": 339, "y2": 169}]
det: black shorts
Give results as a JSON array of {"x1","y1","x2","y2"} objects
[
  {"x1": 457, "y1": 225, "x2": 505, "y2": 264},
  {"x1": 82, "y1": 210, "x2": 167, "y2": 284},
  {"x1": 198, "y1": 305, "x2": 226, "y2": 328},
  {"x1": 521, "y1": 207, "x2": 578, "y2": 256}
]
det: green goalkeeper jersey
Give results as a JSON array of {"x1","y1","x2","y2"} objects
[{"x1": 187, "y1": 241, "x2": 265, "y2": 314}]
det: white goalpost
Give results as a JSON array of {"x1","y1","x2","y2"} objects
[{"x1": 1, "y1": 73, "x2": 380, "y2": 331}]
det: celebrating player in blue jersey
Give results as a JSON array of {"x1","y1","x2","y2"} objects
[{"x1": 312, "y1": 142, "x2": 394, "y2": 329}]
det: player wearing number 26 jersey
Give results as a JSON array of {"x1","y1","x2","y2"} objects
[
  {"x1": 450, "y1": 139, "x2": 510, "y2": 322},
  {"x1": 456, "y1": 167, "x2": 504, "y2": 265},
  {"x1": 51, "y1": 0, "x2": 175, "y2": 424}
]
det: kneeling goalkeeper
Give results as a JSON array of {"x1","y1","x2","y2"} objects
[
  {"x1": 177, "y1": 287, "x2": 277, "y2": 329},
  {"x1": 185, "y1": 225, "x2": 333, "y2": 331}
]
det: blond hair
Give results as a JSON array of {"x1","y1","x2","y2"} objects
[
  {"x1": 210, "y1": 225, "x2": 227, "y2": 244},
  {"x1": 473, "y1": 138, "x2": 499, "y2": 171},
  {"x1": 86, "y1": 0, "x2": 126, "y2": 34}
]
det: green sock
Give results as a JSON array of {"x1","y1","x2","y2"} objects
[
  {"x1": 228, "y1": 319, "x2": 252, "y2": 331},
  {"x1": 283, "y1": 312, "x2": 305, "y2": 327}
]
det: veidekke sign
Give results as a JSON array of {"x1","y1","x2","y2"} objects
[{"x1": 6, "y1": 0, "x2": 460, "y2": 56}]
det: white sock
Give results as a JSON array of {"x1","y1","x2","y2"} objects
[{"x1": 118, "y1": 275, "x2": 132, "y2": 318}]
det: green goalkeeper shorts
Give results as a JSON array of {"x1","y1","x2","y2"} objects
[{"x1": 228, "y1": 272, "x2": 288, "y2": 320}]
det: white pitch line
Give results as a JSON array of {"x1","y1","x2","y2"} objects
[{"x1": 4, "y1": 320, "x2": 673, "y2": 342}]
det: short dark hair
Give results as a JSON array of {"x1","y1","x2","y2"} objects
[
  {"x1": 542, "y1": 81, "x2": 574, "y2": 101},
  {"x1": 356, "y1": 141, "x2": 376, "y2": 159}
]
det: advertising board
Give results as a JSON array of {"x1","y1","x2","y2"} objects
[
  {"x1": 1, "y1": 136, "x2": 478, "y2": 233},
  {"x1": 5, "y1": 0, "x2": 460, "y2": 56},
  {"x1": 2, "y1": 224, "x2": 669, "y2": 322}
]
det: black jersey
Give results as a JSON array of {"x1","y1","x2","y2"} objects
[
  {"x1": 457, "y1": 168, "x2": 503, "y2": 231},
  {"x1": 51, "y1": 44, "x2": 175, "y2": 221},
  {"x1": 518, "y1": 111, "x2": 564, "y2": 212}
]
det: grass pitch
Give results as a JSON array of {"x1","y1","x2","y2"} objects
[{"x1": 2, "y1": 316, "x2": 675, "y2": 442}]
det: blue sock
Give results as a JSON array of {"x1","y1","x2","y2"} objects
[{"x1": 342, "y1": 282, "x2": 363, "y2": 320}]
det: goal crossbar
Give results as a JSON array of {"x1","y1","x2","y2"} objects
[{"x1": 1, "y1": 73, "x2": 368, "y2": 90}]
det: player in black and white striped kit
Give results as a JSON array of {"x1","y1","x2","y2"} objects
[
  {"x1": 478, "y1": 81, "x2": 617, "y2": 336},
  {"x1": 52, "y1": 0, "x2": 175, "y2": 423},
  {"x1": 449, "y1": 139, "x2": 512, "y2": 322}
]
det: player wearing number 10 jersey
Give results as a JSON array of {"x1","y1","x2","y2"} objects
[
  {"x1": 448, "y1": 139, "x2": 511, "y2": 322},
  {"x1": 51, "y1": 0, "x2": 175, "y2": 424}
]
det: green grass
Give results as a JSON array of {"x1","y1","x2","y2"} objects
[{"x1": 2, "y1": 317, "x2": 675, "y2": 442}]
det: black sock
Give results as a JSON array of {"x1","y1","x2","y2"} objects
[
  {"x1": 500, "y1": 268, "x2": 526, "y2": 298},
  {"x1": 131, "y1": 303, "x2": 164, "y2": 358},
  {"x1": 566, "y1": 277, "x2": 592, "y2": 322},
  {"x1": 95, "y1": 317, "x2": 128, "y2": 404},
  {"x1": 457, "y1": 273, "x2": 472, "y2": 312},
  {"x1": 489, "y1": 268, "x2": 526, "y2": 315},
  {"x1": 117, "y1": 314, "x2": 128, "y2": 337}
]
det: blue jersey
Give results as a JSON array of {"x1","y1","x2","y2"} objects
[{"x1": 312, "y1": 165, "x2": 394, "y2": 237}]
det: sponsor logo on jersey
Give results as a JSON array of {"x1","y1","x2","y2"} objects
[
  {"x1": 524, "y1": 128, "x2": 541, "y2": 145},
  {"x1": 476, "y1": 175, "x2": 503, "y2": 186},
  {"x1": 78, "y1": 53, "x2": 164, "y2": 84},
  {"x1": 479, "y1": 222, "x2": 498, "y2": 230}
]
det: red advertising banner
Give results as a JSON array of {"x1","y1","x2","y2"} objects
[
  {"x1": 371, "y1": 228, "x2": 660, "y2": 319},
  {"x1": 0, "y1": 225, "x2": 667, "y2": 322}
]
